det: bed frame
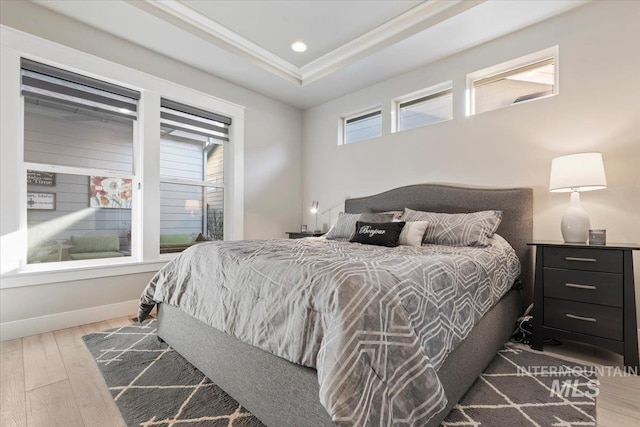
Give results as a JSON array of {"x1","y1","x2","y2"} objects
[{"x1": 157, "y1": 183, "x2": 533, "y2": 426}]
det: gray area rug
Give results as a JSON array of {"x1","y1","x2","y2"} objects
[{"x1": 83, "y1": 320, "x2": 596, "y2": 426}]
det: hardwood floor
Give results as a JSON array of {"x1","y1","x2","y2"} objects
[
  {"x1": 0, "y1": 315, "x2": 638, "y2": 426},
  {"x1": 0, "y1": 317, "x2": 133, "y2": 427}
]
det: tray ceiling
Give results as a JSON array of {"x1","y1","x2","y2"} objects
[{"x1": 32, "y1": 0, "x2": 588, "y2": 109}]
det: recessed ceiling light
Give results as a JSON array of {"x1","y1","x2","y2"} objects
[
  {"x1": 119, "y1": 108, "x2": 131, "y2": 114},
  {"x1": 291, "y1": 41, "x2": 307, "y2": 53}
]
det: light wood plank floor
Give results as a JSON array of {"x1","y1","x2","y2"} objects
[{"x1": 0, "y1": 315, "x2": 638, "y2": 426}]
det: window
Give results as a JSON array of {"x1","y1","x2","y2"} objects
[
  {"x1": 159, "y1": 99, "x2": 230, "y2": 252},
  {"x1": 468, "y1": 47, "x2": 558, "y2": 115},
  {"x1": 394, "y1": 83, "x2": 452, "y2": 132},
  {"x1": 342, "y1": 108, "x2": 382, "y2": 144},
  {"x1": 1, "y1": 31, "x2": 246, "y2": 281},
  {"x1": 22, "y1": 59, "x2": 139, "y2": 265}
]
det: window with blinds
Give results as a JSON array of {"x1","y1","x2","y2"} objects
[
  {"x1": 21, "y1": 59, "x2": 140, "y2": 172},
  {"x1": 395, "y1": 83, "x2": 453, "y2": 132},
  {"x1": 21, "y1": 59, "x2": 140, "y2": 265},
  {"x1": 469, "y1": 49, "x2": 557, "y2": 115},
  {"x1": 21, "y1": 59, "x2": 139, "y2": 120},
  {"x1": 342, "y1": 108, "x2": 382, "y2": 144},
  {"x1": 160, "y1": 99, "x2": 231, "y2": 142},
  {"x1": 159, "y1": 99, "x2": 231, "y2": 246}
]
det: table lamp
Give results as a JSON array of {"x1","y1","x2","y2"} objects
[
  {"x1": 549, "y1": 152, "x2": 607, "y2": 243},
  {"x1": 310, "y1": 201, "x2": 319, "y2": 232}
]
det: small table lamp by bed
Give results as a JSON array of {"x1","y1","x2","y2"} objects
[
  {"x1": 310, "y1": 201, "x2": 320, "y2": 232},
  {"x1": 549, "y1": 152, "x2": 607, "y2": 243}
]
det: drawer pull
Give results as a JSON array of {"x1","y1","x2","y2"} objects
[
  {"x1": 566, "y1": 313, "x2": 597, "y2": 323},
  {"x1": 565, "y1": 283, "x2": 597, "y2": 290},
  {"x1": 564, "y1": 256, "x2": 597, "y2": 263}
]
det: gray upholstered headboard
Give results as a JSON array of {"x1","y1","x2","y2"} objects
[{"x1": 344, "y1": 183, "x2": 534, "y2": 308}]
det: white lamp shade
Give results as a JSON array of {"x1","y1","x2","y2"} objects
[{"x1": 549, "y1": 152, "x2": 607, "y2": 193}]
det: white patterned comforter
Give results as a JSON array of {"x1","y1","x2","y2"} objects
[{"x1": 139, "y1": 235, "x2": 520, "y2": 426}]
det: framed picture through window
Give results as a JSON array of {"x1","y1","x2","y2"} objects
[
  {"x1": 90, "y1": 176, "x2": 133, "y2": 208},
  {"x1": 27, "y1": 192, "x2": 56, "y2": 210}
]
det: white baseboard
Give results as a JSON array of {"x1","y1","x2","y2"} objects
[{"x1": 0, "y1": 299, "x2": 139, "y2": 341}]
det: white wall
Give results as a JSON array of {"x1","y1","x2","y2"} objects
[
  {"x1": 0, "y1": 1, "x2": 302, "y2": 334},
  {"x1": 302, "y1": 1, "x2": 639, "y2": 243},
  {"x1": 302, "y1": 0, "x2": 640, "y2": 303}
]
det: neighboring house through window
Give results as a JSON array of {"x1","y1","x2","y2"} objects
[
  {"x1": 159, "y1": 99, "x2": 230, "y2": 253},
  {"x1": 22, "y1": 59, "x2": 139, "y2": 265}
]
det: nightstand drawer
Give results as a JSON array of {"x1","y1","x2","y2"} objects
[
  {"x1": 544, "y1": 298, "x2": 623, "y2": 341},
  {"x1": 543, "y1": 268, "x2": 623, "y2": 307},
  {"x1": 543, "y1": 247, "x2": 622, "y2": 273}
]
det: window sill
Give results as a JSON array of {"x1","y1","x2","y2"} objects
[{"x1": 0, "y1": 258, "x2": 172, "y2": 289}]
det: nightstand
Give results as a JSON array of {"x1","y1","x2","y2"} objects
[
  {"x1": 286, "y1": 231, "x2": 324, "y2": 239},
  {"x1": 528, "y1": 241, "x2": 639, "y2": 372}
]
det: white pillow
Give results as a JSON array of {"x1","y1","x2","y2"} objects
[{"x1": 398, "y1": 221, "x2": 429, "y2": 247}]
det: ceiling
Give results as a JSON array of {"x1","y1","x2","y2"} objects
[
  {"x1": 33, "y1": 0, "x2": 588, "y2": 109},
  {"x1": 182, "y1": 0, "x2": 423, "y2": 67}
]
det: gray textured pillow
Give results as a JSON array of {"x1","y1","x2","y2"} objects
[
  {"x1": 358, "y1": 212, "x2": 395, "y2": 223},
  {"x1": 365, "y1": 210, "x2": 403, "y2": 220},
  {"x1": 403, "y1": 208, "x2": 502, "y2": 247},
  {"x1": 325, "y1": 213, "x2": 360, "y2": 240}
]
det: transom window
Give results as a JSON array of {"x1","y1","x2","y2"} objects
[
  {"x1": 341, "y1": 108, "x2": 382, "y2": 144},
  {"x1": 393, "y1": 82, "x2": 453, "y2": 132},
  {"x1": 467, "y1": 47, "x2": 558, "y2": 115}
]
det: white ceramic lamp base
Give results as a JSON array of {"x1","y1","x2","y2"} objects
[{"x1": 561, "y1": 191, "x2": 590, "y2": 243}]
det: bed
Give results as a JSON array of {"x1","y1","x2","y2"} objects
[{"x1": 142, "y1": 183, "x2": 533, "y2": 426}]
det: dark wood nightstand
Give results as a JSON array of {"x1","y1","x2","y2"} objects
[
  {"x1": 528, "y1": 241, "x2": 639, "y2": 372},
  {"x1": 286, "y1": 232, "x2": 324, "y2": 239}
]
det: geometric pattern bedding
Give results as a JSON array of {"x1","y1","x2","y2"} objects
[
  {"x1": 138, "y1": 236, "x2": 520, "y2": 426},
  {"x1": 402, "y1": 208, "x2": 503, "y2": 247}
]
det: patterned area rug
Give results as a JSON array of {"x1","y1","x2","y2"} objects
[{"x1": 83, "y1": 320, "x2": 596, "y2": 426}]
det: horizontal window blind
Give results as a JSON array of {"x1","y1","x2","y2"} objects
[
  {"x1": 399, "y1": 88, "x2": 452, "y2": 110},
  {"x1": 21, "y1": 59, "x2": 140, "y2": 120},
  {"x1": 160, "y1": 99, "x2": 231, "y2": 142},
  {"x1": 345, "y1": 110, "x2": 381, "y2": 124},
  {"x1": 473, "y1": 58, "x2": 555, "y2": 88}
]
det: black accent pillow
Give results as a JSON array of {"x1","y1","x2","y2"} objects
[{"x1": 350, "y1": 221, "x2": 406, "y2": 247}]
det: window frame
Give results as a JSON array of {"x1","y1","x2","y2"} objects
[
  {"x1": 159, "y1": 99, "x2": 230, "y2": 256},
  {"x1": 340, "y1": 106, "x2": 383, "y2": 145},
  {"x1": 466, "y1": 46, "x2": 559, "y2": 116},
  {"x1": 18, "y1": 66, "x2": 142, "y2": 272},
  {"x1": 391, "y1": 81, "x2": 453, "y2": 133},
  {"x1": 0, "y1": 27, "x2": 245, "y2": 287},
  {"x1": 20, "y1": 163, "x2": 140, "y2": 272}
]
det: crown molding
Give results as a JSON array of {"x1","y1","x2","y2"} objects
[
  {"x1": 131, "y1": 0, "x2": 485, "y2": 87},
  {"x1": 128, "y1": 0, "x2": 303, "y2": 84},
  {"x1": 300, "y1": 0, "x2": 485, "y2": 85}
]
